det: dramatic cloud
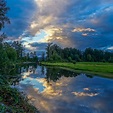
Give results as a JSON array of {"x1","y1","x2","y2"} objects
[
  {"x1": 3, "y1": 0, "x2": 37, "y2": 38},
  {"x1": 3, "y1": 0, "x2": 113, "y2": 51}
]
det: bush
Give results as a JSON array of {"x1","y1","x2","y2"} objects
[{"x1": 0, "y1": 85, "x2": 39, "y2": 113}]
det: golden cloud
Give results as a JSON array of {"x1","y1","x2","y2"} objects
[
  {"x1": 72, "y1": 28, "x2": 95, "y2": 32},
  {"x1": 72, "y1": 92, "x2": 99, "y2": 97}
]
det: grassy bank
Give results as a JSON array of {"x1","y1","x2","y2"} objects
[{"x1": 41, "y1": 62, "x2": 113, "y2": 78}]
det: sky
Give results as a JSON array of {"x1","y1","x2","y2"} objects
[{"x1": 3, "y1": 0, "x2": 113, "y2": 52}]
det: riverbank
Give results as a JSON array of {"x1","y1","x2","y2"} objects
[
  {"x1": 41, "y1": 62, "x2": 113, "y2": 78},
  {"x1": 0, "y1": 85, "x2": 39, "y2": 113},
  {"x1": 0, "y1": 67, "x2": 39, "y2": 113}
]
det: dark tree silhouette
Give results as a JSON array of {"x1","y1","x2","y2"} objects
[
  {"x1": 45, "y1": 43, "x2": 113, "y2": 63},
  {"x1": 0, "y1": 0, "x2": 10, "y2": 30},
  {"x1": 0, "y1": 0, "x2": 10, "y2": 42}
]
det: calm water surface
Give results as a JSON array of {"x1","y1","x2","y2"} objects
[{"x1": 15, "y1": 65, "x2": 113, "y2": 113}]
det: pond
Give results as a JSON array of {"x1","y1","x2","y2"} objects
[{"x1": 15, "y1": 64, "x2": 113, "y2": 113}]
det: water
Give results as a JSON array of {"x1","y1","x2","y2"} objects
[{"x1": 15, "y1": 65, "x2": 113, "y2": 113}]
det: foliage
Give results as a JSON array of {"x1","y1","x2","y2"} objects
[
  {"x1": 108, "y1": 57, "x2": 113, "y2": 63},
  {"x1": 45, "y1": 44, "x2": 113, "y2": 63},
  {"x1": 41, "y1": 52, "x2": 45, "y2": 61},
  {"x1": 6, "y1": 45, "x2": 17, "y2": 61},
  {"x1": 46, "y1": 43, "x2": 62, "y2": 62},
  {"x1": 0, "y1": 1, "x2": 39, "y2": 112},
  {"x1": 0, "y1": 0, "x2": 10, "y2": 30},
  {"x1": 0, "y1": 43, "x2": 16, "y2": 69},
  {"x1": 0, "y1": 0, "x2": 10, "y2": 42},
  {"x1": 0, "y1": 64, "x2": 39, "y2": 113},
  {"x1": 0, "y1": 85, "x2": 39, "y2": 113}
]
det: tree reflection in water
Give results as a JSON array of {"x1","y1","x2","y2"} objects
[
  {"x1": 0, "y1": 63, "x2": 38, "y2": 85},
  {"x1": 45, "y1": 67, "x2": 79, "y2": 83},
  {"x1": 14, "y1": 64, "x2": 94, "y2": 84},
  {"x1": 13, "y1": 64, "x2": 113, "y2": 113}
]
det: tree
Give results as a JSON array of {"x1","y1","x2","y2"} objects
[
  {"x1": 68, "y1": 57, "x2": 72, "y2": 62},
  {"x1": 26, "y1": 53, "x2": 30, "y2": 61},
  {"x1": 41, "y1": 52, "x2": 45, "y2": 61},
  {"x1": 33, "y1": 51, "x2": 38, "y2": 62},
  {"x1": 108, "y1": 57, "x2": 113, "y2": 63},
  {"x1": 83, "y1": 48, "x2": 94, "y2": 61},
  {"x1": 0, "y1": 0, "x2": 10, "y2": 69},
  {"x1": 0, "y1": 45, "x2": 8, "y2": 68},
  {"x1": 51, "y1": 52, "x2": 62, "y2": 62},
  {"x1": 0, "y1": 33, "x2": 7, "y2": 42},
  {"x1": 12, "y1": 41, "x2": 23, "y2": 59},
  {"x1": 46, "y1": 43, "x2": 53, "y2": 60},
  {"x1": 0, "y1": 0, "x2": 10, "y2": 30},
  {"x1": 0, "y1": 0, "x2": 10, "y2": 42},
  {"x1": 45, "y1": 43, "x2": 113, "y2": 63},
  {"x1": 87, "y1": 54, "x2": 92, "y2": 62},
  {"x1": 104, "y1": 51, "x2": 111, "y2": 62},
  {"x1": 75, "y1": 54, "x2": 80, "y2": 61},
  {"x1": 6, "y1": 46, "x2": 17, "y2": 61}
]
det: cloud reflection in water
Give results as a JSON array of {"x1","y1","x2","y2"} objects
[{"x1": 16, "y1": 66, "x2": 113, "y2": 113}]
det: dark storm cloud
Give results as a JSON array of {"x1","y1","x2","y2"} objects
[
  {"x1": 28, "y1": 0, "x2": 113, "y2": 49},
  {"x1": 69, "y1": 1, "x2": 113, "y2": 48},
  {"x1": 2, "y1": 0, "x2": 113, "y2": 50},
  {"x1": 3, "y1": 0, "x2": 37, "y2": 38}
]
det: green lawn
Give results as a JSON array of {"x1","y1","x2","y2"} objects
[{"x1": 41, "y1": 62, "x2": 113, "y2": 78}]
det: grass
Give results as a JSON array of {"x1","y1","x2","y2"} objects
[{"x1": 41, "y1": 62, "x2": 113, "y2": 78}]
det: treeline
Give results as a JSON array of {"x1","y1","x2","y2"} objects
[
  {"x1": 45, "y1": 43, "x2": 113, "y2": 63},
  {"x1": 12, "y1": 41, "x2": 38, "y2": 62},
  {"x1": 0, "y1": 41, "x2": 38, "y2": 69}
]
